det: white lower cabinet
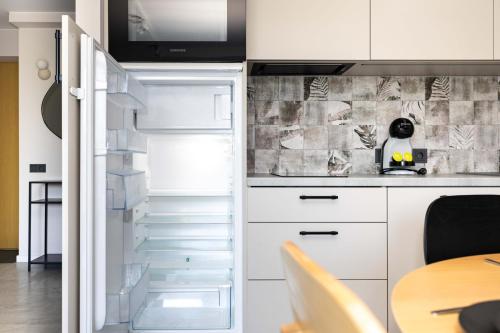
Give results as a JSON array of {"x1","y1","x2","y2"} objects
[
  {"x1": 246, "y1": 280, "x2": 387, "y2": 333},
  {"x1": 248, "y1": 222, "x2": 387, "y2": 280},
  {"x1": 387, "y1": 187, "x2": 500, "y2": 333}
]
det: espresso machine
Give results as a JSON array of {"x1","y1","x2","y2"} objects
[{"x1": 380, "y1": 118, "x2": 426, "y2": 175}]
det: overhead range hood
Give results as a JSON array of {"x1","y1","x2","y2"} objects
[{"x1": 249, "y1": 62, "x2": 354, "y2": 76}]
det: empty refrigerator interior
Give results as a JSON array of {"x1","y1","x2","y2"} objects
[{"x1": 99, "y1": 58, "x2": 242, "y2": 332}]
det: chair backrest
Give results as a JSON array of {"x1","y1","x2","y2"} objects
[
  {"x1": 424, "y1": 195, "x2": 500, "y2": 264},
  {"x1": 280, "y1": 241, "x2": 386, "y2": 333}
]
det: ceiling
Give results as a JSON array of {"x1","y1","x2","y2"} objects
[{"x1": 0, "y1": 0, "x2": 74, "y2": 29}]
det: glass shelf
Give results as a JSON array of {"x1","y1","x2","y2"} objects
[
  {"x1": 135, "y1": 214, "x2": 232, "y2": 224},
  {"x1": 108, "y1": 129, "x2": 147, "y2": 154},
  {"x1": 107, "y1": 169, "x2": 147, "y2": 210},
  {"x1": 136, "y1": 239, "x2": 232, "y2": 252},
  {"x1": 143, "y1": 251, "x2": 233, "y2": 269},
  {"x1": 148, "y1": 268, "x2": 232, "y2": 289}
]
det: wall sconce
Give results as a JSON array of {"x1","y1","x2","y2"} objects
[{"x1": 36, "y1": 59, "x2": 51, "y2": 80}]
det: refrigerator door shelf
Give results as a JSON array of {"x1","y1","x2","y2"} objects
[
  {"x1": 135, "y1": 214, "x2": 233, "y2": 224},
  {"x1": 107, "y1": 169, "x2": 147, "y2": 210},
  {"x1": 106, "y1": 264, "x2": 149, "y2": 324},
  {"x1": 107, "y1": 67, "x2": 147, "y2": 112},
  {"x1": 131, "y1": 288, "x2": 231, "y2": 330},
  {"x1": 107, "y1": 129, "x2": 148, "y2": 154}
]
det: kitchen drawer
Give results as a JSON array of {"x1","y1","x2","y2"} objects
[
  {"x1": 248, "y1": 187, "x2": 387, "y2": 222},
  {"x1": 248, "y1": 223, "x2": 387, "y2": 280},
  {"x1": 246, "y1": 280, "x2": 387, "y2": 333}
]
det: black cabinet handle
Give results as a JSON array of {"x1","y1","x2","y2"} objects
[
  {"x1": 299, "y1": 231, "x2": 339, "y2": 236},
  {"x1": 299, "y1": 195, "x2": 338, "y2": 200}
]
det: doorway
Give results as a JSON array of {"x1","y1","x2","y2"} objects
[{"x1": 0, "y1": 62, "x2": 19, "y2": 262}]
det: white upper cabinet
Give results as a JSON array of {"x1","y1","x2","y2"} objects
[
  {"x1": 495, "y1": 0, "x2": 500, "y2": 59},
  {"x1": 371, "y1": 0, "x2": 494, "y2": 60},
  {"x1": 246, "y1": 0, "x2": 370, "y2": 60}
]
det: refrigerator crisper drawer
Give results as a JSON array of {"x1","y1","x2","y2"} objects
[
  {"x1": 107, "y1": 169, "x2": 147, "y2": 210},
  {"x1": 131, "y1": 269, "x2": 232, "y2": 330},
  {"x1": 107, "y1": 129, "x2": 147, "y2": 153}
]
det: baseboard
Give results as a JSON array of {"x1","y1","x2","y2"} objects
[{"x1": 16, "y1": 255, "x2": 28, "y2": 262}]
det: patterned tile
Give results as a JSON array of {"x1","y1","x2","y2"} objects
[
  {"x1": 327, "y1": 101, "x2": 352, "y2": 125},
  {"x1": 352, "y1": 76, "x2": 377, "y2": 101},
  {"x1": 328, "y1": 150, "x2": 352, "y2": 175},
  {"x1": 376, "y1": 101, "x2": 402, "y2": 125},
  {"x1": 255, "y1": 125, "x2": 279, "y2": 149},
  {"x1": 247, "y1": 125, "x2": 255, "y2": 149},
  {"x1": 255, "y1": 101, "x2": 279, "y2": 125},
  {"x1": 279, "y1": 125, "x2": 304, "y2": 150},
  {"x1": 474, "y1": 126, "x2": 498, "y2": 150},
  {"x1": 304, "y1": 77, "x2": 328, "y2": 101},
  {"x1": 449, "y1": 125, "x2": 474, "y2": 150},
  {"x1": 402, "y1": 101, "x2": 425, "y2": 125},
  {"x1": 473, "y1": 101, "x2": 498, "y2": 125},
  {"x1": 247, "y1": 149, "x2": 255, "y2": 174},
  {"x1": 353, "y1": 125, "x2": 377, "y2": 149},
  {"x1": 247, "y1": 100, "x2": 256, "y2": 125},
  {"x1": 425, "y1": 77, "x2": 450, "y2": 100},
  {"x1": 303, "y1": 150, "x2": 329, "y2": 174},
  {"x1": 425, "y1": 101, "x2": 449, "y2": 125},
  {"x1": 278, "y1": 150, "x2": 304, "y2": 174},
  {"x1": 351, "y1": 150, "x2": 377, "y2": 174},
  {"x1": 377, "y1": 77, "x2": 401, "y2": 101},
  {"x1": 279, "y1": 77, "x2": 304, "y2": 101},
  {"x1": 279, "y1": 101, "x2": 303, "y2": 126},
  {"x1": 352, "y1": 101, "x2": 376, "y2": 125},
  {"x1": 449, "y1": 150, "x2": 474, "y2": 173},
  {"x1": 328, "y1": 76, "x2": 352, "y2": 101},
  {"x1": 328, "y1": 125, "x2": 353, "y2": 149},
  {"x1": 425, "y1": 125, "x2": 449, "y2": 149},
  {"x1": 304, "y1": 126, "x2": 328, "y2": 149},
  {"x1": 426, "y1": 150, "x2": 450, "y2": 174},
  {"x1": 255, "y1": 149, "x2": 278, "y2": 173},
  {"x1": 401, "y1": 76, "x2": 425, "y2": 101},
  {"x1": 449, "y1": 101, "x2": 473, "y2": 125},
  {"x1": 302, "y1": 101, "x2": 328, "y2": 126},
  {"x1": 473, "y1": 150, "x2": 499, "y2": 172},
  {"x1": 450, "y1": 76, "x2": 473, "y2": 101},
  {"x1": 253, "y1": 76, "x2": 279, "y2": 101},
  {"x1": 473, "y1": 77, "x2": 497, "y2": 101},
  {"x1": 410, "y1": 125, "x2": 426, "y2": 147}
]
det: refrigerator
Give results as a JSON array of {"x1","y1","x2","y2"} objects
[{"x1": 61, "y1": 16, "x2": 245, "y2": 333}]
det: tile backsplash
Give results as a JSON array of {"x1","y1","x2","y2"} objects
[{"x1": 247, "y1": 76, "x2": 500, "y2": 175}]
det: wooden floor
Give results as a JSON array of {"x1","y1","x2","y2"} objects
[{"x1": 0, "y1": 263, "x2": 61, "y2": 333}]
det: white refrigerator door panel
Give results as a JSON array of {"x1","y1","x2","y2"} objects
[{"x1": 62, "y1": 15, "x2": 84, "y2": 333}]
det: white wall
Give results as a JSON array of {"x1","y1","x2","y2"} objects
[
  {"x1": 17, "y1": 27, "x2": 62, "y2": 262},
  {"x1": 76, "y1": 0, "x2": 103, "y2": 43},
  {"x1": 0, "y1": 29, "x2": 18, "y2": 58}
]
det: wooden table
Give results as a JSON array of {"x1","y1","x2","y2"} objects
[{"x1": 392, "y1": 253, "x2": 500, "y2": 333}]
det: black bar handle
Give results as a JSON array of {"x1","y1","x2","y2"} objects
[
  {"x1": 299, "y1": 231, "x2": 339, "y2": 236},
  {"x1": 300, "y1": 195, "x2": 338, "y2": 200}
]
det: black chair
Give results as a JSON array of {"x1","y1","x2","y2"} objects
[{"x1": 424, "y1": 195, "x2": 500, "y2": 264}]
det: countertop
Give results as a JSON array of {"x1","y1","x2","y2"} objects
[{"x1": 247, "y1": 174, "x2": 500, "y2": 187}]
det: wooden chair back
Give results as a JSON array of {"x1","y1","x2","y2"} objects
[{"x1": 280, "y1": 241, "x2": 386, "y2": 333}]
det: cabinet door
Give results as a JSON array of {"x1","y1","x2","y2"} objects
[
  {"x1": 388, "y1": 187, "x2": 500, "y2": 333},
  {"x1": 371, "y1": 0, "x2": 494, "y2": 60},
  {"x1": 246, "y1": 0, "x2": 370, "y2": 60},
  {"x1": 495, "y1": 0, "x2": 500, "y2": 59},
  {"x1": 246, "y1": 280, "x2": 387, "y2": 333}
]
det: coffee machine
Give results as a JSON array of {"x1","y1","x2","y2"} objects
[{"x1": 380, "y1": 118, "x2": 426, "y2": 175}]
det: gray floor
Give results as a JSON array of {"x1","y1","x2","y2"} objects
[{"x1": 0, "y1": 263, "x2": 61, "y2": 333}]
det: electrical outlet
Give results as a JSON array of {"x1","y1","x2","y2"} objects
[
  {"x1": 30, "y1": 164, "x2": 46, "y2": 173},
  {"x1": 374, "y1": 149, "x2": 427, "y2": 163}
]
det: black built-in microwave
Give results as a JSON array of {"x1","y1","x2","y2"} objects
[{"x1": 108, "y1": 0, "x2": 245, "y2": 62}]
